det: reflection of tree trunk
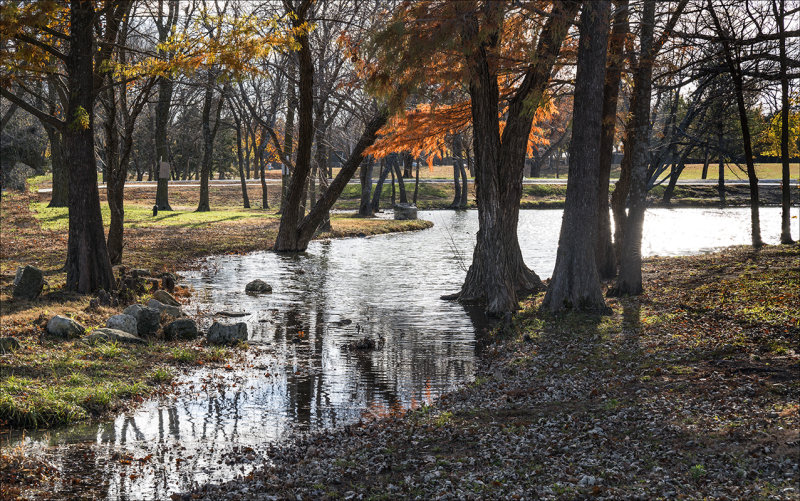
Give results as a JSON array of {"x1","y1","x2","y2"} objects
[
  {"x1": 64, "y1": 1, "x2": 114, "y2": 293},
  {"x1": 542, "y1": 1, "x2": 610, "y2": 313},
  {"x1": 358, "y1": 156, "x2": 374, "y2": 216},
  {"x1": 595, "y1": 0, "x2": 627, "y2": 280}
]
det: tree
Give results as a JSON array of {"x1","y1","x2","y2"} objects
[
  {"x1": 153, "y1": 0, "x2": 179, "y2": 211},
  {"x1": 542, "y1": 1, "x2": 610, "y2": 313}
]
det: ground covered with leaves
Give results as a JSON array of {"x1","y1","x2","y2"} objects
[{"x1": 185, "y1": 245, "x2": 799, "y2": 500}]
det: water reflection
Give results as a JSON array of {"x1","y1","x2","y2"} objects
[{"x1": 5, "y1": 207, "x2": 792, "y2": 499}]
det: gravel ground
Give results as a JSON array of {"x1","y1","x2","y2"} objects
[{"x1": 183, "y1": 246, "x2": 799, "y2": 500}]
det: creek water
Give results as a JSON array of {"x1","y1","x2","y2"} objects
[{"x1": 5, "y1": 207, "x2": 793, "y2": 499}]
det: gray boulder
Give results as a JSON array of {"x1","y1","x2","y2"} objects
[
  {"x1": 393, "y1": 203, "x2": 418, "y2": 220},
  {"x1": 152, "y1": 290, "x2": 180, "y2": 306},
  {"x1": 0, "y1": 337, "x2": 21, "y2": 353},
  {"x1": 207, "y1": 321, "x2": 248, "y2": 345},
  {"x1": 245, "y1": 279, "x2": 272, "y2": 294},
  {"x1": 163, "y1": 318, "x2": 199, "y2": 341},
  {"x1": 146, "y1": 299, "x2": 184, "y2": 318},
  {"x1": 46, "y1": 315, "x2": 85, "y2": 339},
  {"x1": 13, "y1": 265, "x2": 44, "y2": 300},
  {"x1": 106, "y1": 314, "x2": 138, "y2": 335},
  {"x1": 124, "y1": 304, "x2": 161, "y2": 336},
  {"x1": 87, "y1": 328, "x2": 145, "y2": 345}
]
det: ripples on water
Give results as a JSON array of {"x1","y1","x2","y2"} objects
[{"x1": 6, "y1": 207, "x2": 792, "y2": 499}]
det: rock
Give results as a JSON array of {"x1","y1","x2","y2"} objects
[
  {"x1": 46, "y1": 315, "x2": 85, "y2": 339},
  {"x1": 161, "y1": 274, "x2": 176, "y2": 292},
  {"x1": 124, "y1": 304, "x2": 161, "y2": 336},
  {"x1": 152, "y1": 290, "x2": 181, "y2": 307},
  {"x1": 0, "y1": 337, "x2": 21, "y2": 353},
  {"x1": 215, "y1": 311, "x2": 249, "y2": 317},
  {"x1": 164, "y1": 318, "x2": 199, "y2": 340},
  {"x1": 13, "y1": 265, "x2": 44, "y2": 300},
  {"x1": 106, "y1": 314, "x2": 138, "y2": 335},
  {"x1": 86, "y1": 328, "x2": 145, "y2": 345},
  {"x1": 130, "y1": 268, "x2": 151, "y2": 278},
  {"x1": 393, "y1": 203, "x2": 418, "y2": 220},
  {"x1": 146, "y1": 298, "x2": 184, "y2": 318},
  {"x1": 207, "y1": 322, "x2": 248, "y2": 345},
  {"x1": 5, "y1": 162, "x2": 35, "y2": 191},
  {"x1": 245, "y1": 279, "x2": 272, "y2": 294}
]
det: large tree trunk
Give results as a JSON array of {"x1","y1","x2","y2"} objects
[
  {"x1": 595, "y1": 0, "x2": 628, "y2": 280},
  {"x1": 391, "y1": 154, "x2": 407, "y2": 204},
  {"x1": 717, "y1": 119, "x2": 726, "y2": 205},
  {"x1": 543, "y1": 1, "x2": 610, "y2": 313},
  {"x1": 609, "y1": 0, "x2": 655, "y2": 297},
  {"x1": 450, "y1": 1, "x2": 578, "y2": 315},
  {"x1": 358, "y1": 156, "x2": 374, "y2": 216},
  {"x1": 103, "y1": 83, "x2": 124, "y2": 265},
  {"x1": 451, "y1": 134, "x2": 464, "y2": 208},
  {"x1": 700, "y1": 143, "x2": 710, "y2": 179},
  {"x1": 64, "y1": 1, "x2": 114, "y2": 293},
  {"x1": 774, "y1": 0, "x2": 793, "y2": 244},
  {"x1": 280, "y1": 56, "x2": 296, "y2": 214},
  {"x1": 274, "y1": 5, "x2": 315, "y2": 252}
]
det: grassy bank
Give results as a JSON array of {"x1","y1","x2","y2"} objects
[
  {"x1": 189, "y1": 245, "x2": 799, "y2": 500},
  {"x1": 0, "y1": 189, "x2": 432, "y2": 434}
]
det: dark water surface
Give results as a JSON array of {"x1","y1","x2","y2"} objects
[{"x1": 5, "y1": 207, "x2": 792, "y2": 499}]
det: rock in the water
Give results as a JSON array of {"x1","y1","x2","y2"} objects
[
  {"x1": 146, "y1": 299, "x2": 184, "y2": 318},
  {"x1": 215, "y1": 311, "x2": 249, "y2": 317},
  {"x1": 124, "y1": 304, "x2": 161, "y2": 336},
  {"x1": 13, "y1": 265, "x2": 44, "y2": 300},
  {"x1": 106, "y1": 314, "x2": 138, "y2": 335},
  {"x1": 152, "y1": 290, "x2": 181, "y2": 307},
  {"x1": 393, "y1": 203, "x2": 418, "y2": 220},
  {"x1": 87, "y1": 328, "x2": 145, "y2": 345},
  {"x1": 245, "y1": 279, "x2": 272, "y2": 294},
  {"x1": 0, "y1": 337, "x2": 21, "y2": 353},
  {"x1": 207, "y1": 322, "x2": 248, "y2": 345},
  {"x1": 164, "y1": 318, "x2": 199, "y2": 340},
  {"x1": 46, "y1": 315, "x2": 85, "y2": 339}
]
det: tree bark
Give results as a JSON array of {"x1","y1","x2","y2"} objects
[
  {"x1": 197, "y1": 73, "x2": 223, "y2": 212},
  {"x1": 64, "y1": 1, "x2": 114, "y2": 293},
  {"x1": 45, "y1": 127, "x2": 69, "y2": 207},
  {"x1": 542, "y1": 0, "x2": 610, "y2": 313},
  {"x1": 280, "y1": 55, "x2": 296, "y2": 214},
  {"x1": 391, "y1": 154, "x2": 407, "y2": 203},
  {"x1": 707, "y1": 0, "x2": 761, "y2": 248},
  {"x1": 234, "y1": 114, "x2": 251, "y2": 208},
  {"x1": 595, "y1": 0, "x2": 628, "y2": 280},
  {"x1": 370, "y1": 158, "x2": 391, "y2": 213},
  {"x1": 774, "y1": 0, "x2": 793, "y2": 244},
  {"x1": 608, "y1": 0, "x2": 655, "y2": 297},
  {"x1": 449, "y1": 1, "x2": 578, "y2": 315},
  {"x1": 358, "y1": 156, "x2": 374, "y2": 216},
  {"x1": 700, "y1": 143, "x2": 710, "y2": 179}
]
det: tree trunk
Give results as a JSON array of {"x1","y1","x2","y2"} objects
[
  {"x1": 390, "y1": 165, "x2": 396, "y2": 205},
  {"x1": 774, "y1": 0, "x2": 793, "y2": 244},
  {"x1": 403, "y1": 153, "x2": 413, "y2": 178},
  {"x1": 700, "y1": 143, "x2": 710, "y2": 179},
  {"x1": 358, "y1": 156, "x2": 374, "y2": 216},
  {"x1": 197, "y1": 74, "x2": 223, "y2": 212},
  {"x1": 458, "y1": 159, "x2": 468, "y2": 207},
  {"x1": 280, "y1": 56, "x2": 296, "y2": 214},
  {"x1": 370, "y1": 158, "x2": 391, "y2": 213},
  {"x1": 608, "y1": 0, "x2": 655, "y2": 297},
  {"x1": 543, "y1": 0, "x2": 610, "y2": 313},
  {"x1": 708, "y1": 2, "x2": 761, "y2": 247},
  {"x1": 392, "y1": 154, "x2": 407, "y2": 203},
  {"x1": 154, "y1": 76, "x2": 173, "y2": 210},
  {"x1": 274, "y1": 6, "x2": 315, "y2": 252},
  {"x1": 414, "y1": 160, "x2": 421, "y2": 204},
  {"x1": 46, "y1": 127, "x2": 69, "y2": 207},
  {"x1": 717, "y1": 120, "x2": 726, "y2": 205},
  {"x1": 595, "y1": 0, "x2": 628, "y2": 280},
  {"x1": 662, "y1": 150, "x2": 690, "y2": 205},
  {"x1": 64, "y1": 1, "x2": 114, "y2": 293},
  {"x1": 450, "y1": 1, "x2": 578, "y2": 315},
  {"x1": 451, "y1": 134, "x2": 464, "y2": 207},
  {"x1": 235, "y1": 117, "x2": 250, "y2": 208}
]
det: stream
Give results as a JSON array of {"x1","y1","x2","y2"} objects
[{"x1": 4, "y1": 207, "x2": 793, "y2": 499}]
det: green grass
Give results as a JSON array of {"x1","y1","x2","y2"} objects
[
  {"x1": 0, "y1": 374, "x2": 148, "y2": 428},
  {"x1": 30, "y1": 202, "x2": 273, "y2": 231}
]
